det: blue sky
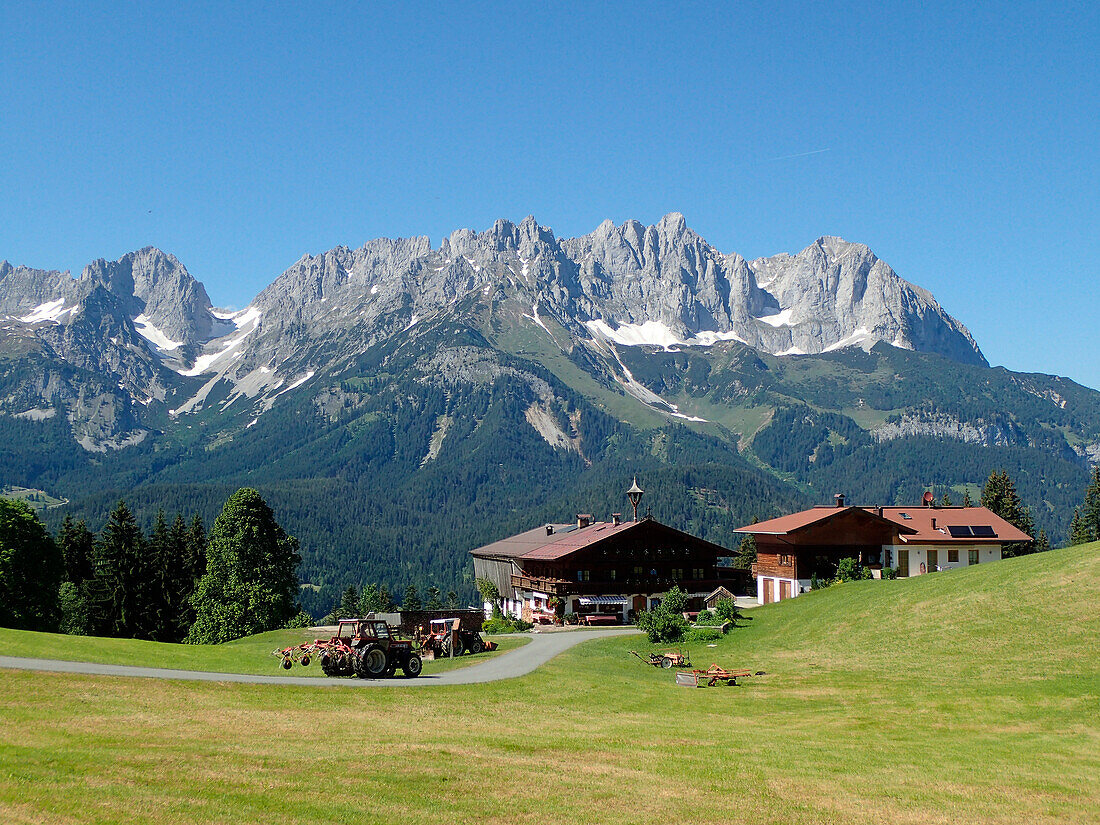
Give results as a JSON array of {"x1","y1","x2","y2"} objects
[{"x1": 2, "y1": 2, "x2": 1098, "y2": 386}]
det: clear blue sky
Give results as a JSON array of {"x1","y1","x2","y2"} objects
[{"x1": 2, "y1": 2, "x2": 1097, "y2": 386}]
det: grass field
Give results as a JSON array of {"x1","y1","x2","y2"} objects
[
  {"x1": 1, "y1": 544, "x2": 1097, "y2": 824},
  {"x1": 0, "y1": 626, "x2": 530, "y2": 677}
]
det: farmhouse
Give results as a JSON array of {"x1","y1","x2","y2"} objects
[
  {"x1": 736, "y1": 494, "x2": 1032, "y2": 604},
  {"x1": 469, "y1": 485, "x2": 738, "y2": 624}
]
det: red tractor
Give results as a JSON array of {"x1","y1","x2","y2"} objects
[
  {"x1": 275, "y1": 619, "x2": 422, "y2": 678},
  {"x1": 417, "y1": 618, "x2": 496, "y2": 659}
]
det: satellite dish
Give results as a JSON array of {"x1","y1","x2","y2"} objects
[{"x1": 923, "y1": 491, "x2": 934, "y2": 506}]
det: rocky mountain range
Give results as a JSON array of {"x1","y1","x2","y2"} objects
[{"x1": 1, "y1": 214, "x2": 1096, "y2": 606}]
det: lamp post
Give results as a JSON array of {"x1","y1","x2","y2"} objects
[{"x1": 627, "y1": 477, "x2": 644, "y2": 521}]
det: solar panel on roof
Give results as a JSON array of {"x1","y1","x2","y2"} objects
[
  {"x1": 947, "y1": 525, "x2": 973, "y2": 538},
  {"x1": 971, "y1": 525, "x2": 997, "y2": 538}
]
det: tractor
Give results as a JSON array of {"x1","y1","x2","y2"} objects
[
  {"x1": 275, "y1": 619, "x2": 422, "y2": 678},
  {"x1": 417, "y1": 618, "x2": 495, "y2": 659}
]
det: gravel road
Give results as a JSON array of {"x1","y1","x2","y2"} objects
[{"x1": 0, "y1": 627, "x2": 640, "y2": 688}]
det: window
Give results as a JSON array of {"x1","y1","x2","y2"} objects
[
  {"x1": 693, "y1": 568, "x2": 704, "y2": 579},
  {"x1": 576, "y1": 570, "x2": 589, "y2": 582},
  {"x1": 968, "y1": 549, "x2": 979, "y2": 565},
  {"x1": 779, "y1": 554, "x2": 793, "y2": 566},
  {"x1": 633, "y1": 566, "x2": 643, "y2": 577},
  {"x1": 609, "y1": 569, "x2": 616, "y2": 581},
  {"x1": 948, "y1": 549, "x2": 959, "y2": 563},
  {"x1": 672, "y1": 568, "x2": 684, "y2": 580}
]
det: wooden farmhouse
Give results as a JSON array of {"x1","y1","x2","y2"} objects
[
  {"x1": 469, "y1": 510, "x2": 738, "y2": 625},
  {"x1": 736, "y1": 494, "x2": 1031, "y2": 604}
]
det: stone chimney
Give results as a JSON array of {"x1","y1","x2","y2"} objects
[
  {"x1": 612, "y1": 513, "x2": 621, "y2": 526},
  {"x1": 834, "y1": 493, "x2": 845, "y2": 508},
  {"x1": 545, "y1": 524, "x2": 554, "y2": 536},
  {"x1": 577, "y1": 514, "x2": 592, "y2": 528}
]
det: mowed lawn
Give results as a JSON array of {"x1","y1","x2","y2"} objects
[
  {"x1": 0, "y1": 626, "x2": 530, "y2": 677},
  {"x1": 1, "y1": 545, "x2": 1097, "y2": 824}
]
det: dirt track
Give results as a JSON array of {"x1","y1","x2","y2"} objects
[{"x1": 0, "y1": 627, "x2": 640, "y2": 687}]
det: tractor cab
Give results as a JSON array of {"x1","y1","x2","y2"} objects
[{"x1": 335, "y1": 619, "x2": 390, "y2": 645}]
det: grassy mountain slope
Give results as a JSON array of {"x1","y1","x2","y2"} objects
[{"x1": 1, "y1": 543, "x2": 1095, "y2": 823}]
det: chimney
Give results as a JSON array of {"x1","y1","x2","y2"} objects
[
  {"x1": 577, "y1": 514, "x2": 592, "y2": 528},
  {"x1": 876, "y1": 506, "x2": 883, "y2": 518},
  {"x1": 834, "y1": 493, "x2": 845, "y2": 508},
  {"x1": 931, "y1": 517, "x2": 937, "y2": 530},
  {"x1": 545, "y1": 524, "x2": 554, "y2": 536},
  {"x1": 612, "y1": 513, "x2": 621, "y2": 526}
]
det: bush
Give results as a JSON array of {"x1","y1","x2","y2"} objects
[
  {"x1": 563, "y1": 612, "x2": 579, "y2": 625},
  {"x1": 881, "y1": 567, "x2": 898, "y2": 580},
  {"x1": 810, "y1": 574, "x2": 825, "y2": 590},
  {"x1": 636, "y1": 609, "x2": 689, "y2": 643},
  {"x1": 834, "y1": 557, "x2": 862, "y2": 583},
  {"x1": 482, "y1": 616, "x2": 533, "y2": 634},
  {"x1": 284, "y1": 610, "x2": 314, "y2": 629},
  {"x1": 713, "y1": 597, "x2": 742, "y2": 625},
  {"x1": 695, "y1": 609, "x2": 726, "y2": 627}
]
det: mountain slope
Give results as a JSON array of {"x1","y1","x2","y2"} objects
[{"x1": 1, "y1": 216, "x2": 1097, "y2": 606}]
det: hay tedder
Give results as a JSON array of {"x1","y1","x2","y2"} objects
[{"x1": 274, "y1": 619, "x2": 422, "y2": 678}]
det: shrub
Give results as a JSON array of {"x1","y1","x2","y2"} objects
[
  {"x1": 636, "y1": 609, "x2": 688, "y2": 643},
  {"x1": 482, "y1": 616, "x2": 533, "y2": 634},
  {"x1": 810, "y1": 574, "x2": 825, "y2": 590},
  {"x1": 713, "y1": 597, "x2": 742, "y2": 625},
  {"x1": 284, "y1": 610, "x2": 314, "y2": 629},
  {"x1": 563, "y1": 612, "x2": 579, "y2": 625},
  {"x1": 695, "y1": 610, "x2": 726, "y2": 627},
  {"x1": 696, "y1": 608, "x2": 714, "y2": 622},
  {"x1": 881, "y1": 567, "x2": 898, "y2": 580},
  {"x1": 835, "y1": 557, "x2": 862, "y2": 583}
]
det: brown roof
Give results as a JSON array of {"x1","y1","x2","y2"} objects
[
  {"x1": 470, "y1": 517, "x2": 732, "y2": 562},
  {"x1": 521, "y1": 519, "x2": 641, "y2": 560},
  {"x1": 736, "y1": 505, "x2": 1031, "y2": 543},
  {"x1": 736, "y1": 506, "x2": 917, "y2": 537},
  {"x1": 875, "y1": 506, "x2": 1031, "y2": 543},
  {"x1": 469, "y1": 523, "x2": 577, "y2": 559}
]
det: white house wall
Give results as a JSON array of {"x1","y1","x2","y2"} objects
[{"x1": 889, "y1": 544, "x2": 1002, "y2": 576}]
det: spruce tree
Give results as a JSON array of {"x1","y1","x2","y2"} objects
[
  {"x1": 963, "y1": 490, "x2": 973, "y2": 508},
  {"x1": 88, "y1": 501, "x2": 146, "y2": 638},
  {"x1": 980, "y1": 470, "x2": 1035, "y2": 556},
  {"x1": 339, "y1": 585, "x2": 361, "y2": 618},
  {"x1": 57, "y1": 515, "x2": 95, "y2": 586},
  {"x1": 425, "y1": 586, "x2": 443, "y2": 610},
  {"x1": 941, "y1": 492, "x2": 953, "y2": 507},
  {"x1": 1081, "y1": 466, "x2": 1100, "y2": 542},
  {"x1": 146, "y1": 510, "x2": 174, "y2": 641},
  {"x1": 445, "y1": 590, "x2": 460, "y2": 610},
  {"x1": 187, "y1": 488, "x2": 301, "y2": 644},
  {"x1": 1034, "y1": 529, "x2": 1051, "y2": 553},
  {"x1": 0, "y1": 498, "x2": 63, "y2": 631},
  {"x1": 1070, "y1": 509, "x2": 1091, "y2": 546},
  {"x1": 403, "y1": 584, "x2": 422, "y2": 611}
]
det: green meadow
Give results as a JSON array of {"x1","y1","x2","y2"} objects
[{"x1": 1, "y1": 544, "x2": 1097, "y2": 824}]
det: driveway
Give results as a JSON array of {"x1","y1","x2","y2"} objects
[{"x1": 0, "y1": 627, "x2": 640, "y2": 688}]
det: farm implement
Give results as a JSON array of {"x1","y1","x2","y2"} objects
[
  {"x1": 675, "y1": 665, "x2": 764, "y2": 687},
  {"x1": 416, "y1": 618, "x2": 496, "y2": 660},
  {"x1": 631, "y1": 649, "x2": 691, "y2": 669},
  {"x1": 273, "y1": 619, "x2": 422, "y2": 678}
]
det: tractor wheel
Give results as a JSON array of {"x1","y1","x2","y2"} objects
[
  {"x1": 383, "y1": 661, "x2": 397, "y2": 678},
  {"x1": 356, "y1": 646, "x2": 388, "y2": 678},
  {"x1": 661, "y1": 656, "x2": 673, "y2": 669},
  {"x1": 402, "y1": 653, "x2": 423, "y2": 678},
  {"x1": 468, "y1": 636, "x2": 484, "y2": 654}
]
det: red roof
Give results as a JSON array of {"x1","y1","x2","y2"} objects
[{"x1": 736, "y1": 505, "x2": 1030, "y2": 544}]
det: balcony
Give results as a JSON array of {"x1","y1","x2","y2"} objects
[{"x1": 511, "y1": 573, "x2": 737, "y2": 597}]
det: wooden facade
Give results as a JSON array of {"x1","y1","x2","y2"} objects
[{"x1": 470, "y1": 516, "x2": 739, "y2": 623}]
